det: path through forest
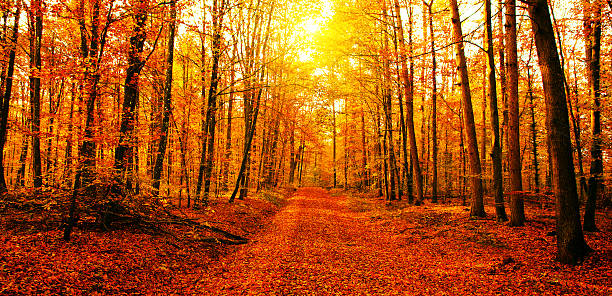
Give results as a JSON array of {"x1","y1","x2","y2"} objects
[
  {"x1": 198, "y1": 187, "x2": 417, "y2": 294},
  {"x1": 192, "y1": 187, "x2": 594, "y2": 295}
]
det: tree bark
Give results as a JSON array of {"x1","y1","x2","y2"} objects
[
  {"x1": 0, "y1": 3, "x2": 19, "y2": 193},
  {"x1": 392, "y1": 0, "x2": 423, "y2": 204},
  {"x1": 114, "y1": 0, "x2": 148, "y2": 189},
  {"x1": 505, "y1": 0, "x2": 525, "y2": 226},
  {"x1": 425, "y1": 1, "x2": 437, "y2": 203},
  {"x1": 201, "y1": 0, "x2": 227, "y2": 206},
  {"x1": 152, "y1": 0, "x2": 177, "y2": 197},
  {"x1": 450, "y1": 0, "x2": 485, "y2": 217},
  {"x1": 526, "y1": 0, "x2": 590, "y2": 264},
  {"x1": 584, "y1": 0, "x2": 602, "y2": 232},
  {"x1": 29, "y1": 0, "x2": 43, "y2": 188},
  {"x1": 485, "y1": 0, "x2": 507, "y2": 221}
]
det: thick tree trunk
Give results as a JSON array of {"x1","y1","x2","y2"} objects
[
  {"x1": 526, "y1": 0, "x2": 590, "y2": 264},
  {"x1": 152, "y1": 0, "x2": 176, "y2": 197},
  {"x1": 450, "y1": 0, "x2": 485, "y2": 217}
]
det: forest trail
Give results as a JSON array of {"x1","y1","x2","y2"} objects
[
  {"x1": 196, "y1": 187, "x2": 418, "y2": 294},
  {"x1": 192, "y1": 188, "x2": 611, "y2": 295},
  {"x1": 194, "y1": 188, "x2": 480, "y2": 294}
]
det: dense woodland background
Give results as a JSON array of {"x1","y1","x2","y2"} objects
[{"x1": 0, "y1": 0, "x2": 610, "y2": 268}]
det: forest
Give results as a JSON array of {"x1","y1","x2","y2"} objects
[{"x1": 0, "y1": 0, "x2": 610, "y2": 294}]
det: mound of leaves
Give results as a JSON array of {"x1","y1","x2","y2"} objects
[{"x1": 0, "y1": 182, "x2": 251, "y2": 245}]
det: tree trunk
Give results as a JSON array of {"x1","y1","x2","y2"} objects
[
  {"x1": 450, "y1": 0, "x2": 485, "y2": 217},
  {"x1": 584, "y1": 0, "x2": 602, "y2": 232},
  {"x1": 0, "y1": 4, "x2": 19, "y2": 193},
  {"x1": 201, "y1": 0, "x2": 226, "y2": 206},
  {"x1": 485, "y1": 0, "x2": 507, "y2": 221},
  {"x1": 425, "y1": 1, "x2": 437, "y2": 203},
  {"x1": 527, "y1": 65, "x2": 540, "y2": 193},
  {"x1": 505, "y1": 0, "x2": 525, "y2": 226},
  {"x1": 114, "y1": 0, "x2": 148, "y2": 190},
  {"x1": 152, "y1": 0, "x2": 176, "y2": 197},
  {"x1": 392, "y1": 0, "x2": 423, "y2": 205},
  {"x1": 526, "y1": 0, "x2": 590, "y2": 264},
  {"x1": 29, "y1": 0, "x2": 43, "y2": 188}
]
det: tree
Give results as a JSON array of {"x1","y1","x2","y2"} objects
[
  {"x1": 526, "y1": 0, "x2": 591, "y2": 264},
  {"x1": 152, "y1": 0, "x2": 177, "y2": 197},
  {"x1": 114, "y1": 0, "x2": 149, "y2": 190},
  {"x1": 200, "y1": 0, "x2": 227, "y2": 206},
  {"x1": 450, "y1": 0, "x2": 485, "y2": 217},
  {"x1": 28, "y1": 0, "x2": 43, "y2": 188},
  {"x1": 424, "y1": 0, "x2": 438, "y2": 203},
  {"x1": 583, "y1": 0, "x2": 602, "y2": 232},
  {"x1": 392, "y1": 0, "x2": 423, "y2": 204},
  {"x1": 505, "y1": 0, "x2": 525, "y2": 226},
  {"x1": 484, "y1": 0, "x2": 507, "y2": 221},
  {"x1": 0, "y1": 1, "x2": 20, "y2": 193}
]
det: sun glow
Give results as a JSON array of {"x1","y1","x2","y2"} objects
[{"x1": 294, "y1": 0, "x2": 333, "y2": 62}]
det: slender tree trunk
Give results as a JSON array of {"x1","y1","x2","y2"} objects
[
  {"x1": 393, "y1": 0, "x2": 423, "y2": 204},
  {"x1": 505, "y1": 0, "x2": 525, "y2": 226},
  {"x1": 527, "y1": 69, "x2": 540, "y2": 191},
  {"x1": 0, "y1": 4, "x2": 19, "y2": 193},
  {"x1": 152, "y1": 0, "x2": 176, "y2": 197},
  {"x1": 360, "y1": 108, "x2": 369, "y2": 189},
  {"x1": 288, "y1": 125, "x2": 296, "y2": 184},
  {"x1": 114, "y1": 0, "x2": 148, "y2": 190},
  {"x1": 450, "y1": 0, "x2": 485, "y2": 217},
  {"x1": 527, "y1": 65, "x2": 540, "y2": 193},
  {"x1": 584, "y1": 0, "x2": 602, "y2": 232},
  {"x1": 223, "y1": 54, "x2": 235, "y2": 190},
  {"x1": 485, "y1": 0, "x2": 507, "y2": 221},
  {"x1": 425, "y1": 1, "x2": 438, "y2": 203},
  {"x1": 332, "y1": 96, "x2": 337, "y2": 188},
  {"x1": 526, "y1": 0, "x2": 590, "y2": 264},
  {"x1": 29, "y1": 0, "x2": 43, "y2": 188},
  {"x1": 201, "y1": 0, "x2": 226, "y2": 206}
]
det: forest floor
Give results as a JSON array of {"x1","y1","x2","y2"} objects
[{"x1": 1, "y1": 187, "x2": 611, "y2": 295}]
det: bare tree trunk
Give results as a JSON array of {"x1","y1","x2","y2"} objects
[
  {"x1": 0, "y1": 3, "x2": 19, "y2": 193},
  {"x1": 392, "y1": 0, "x2": 423, "y2": 204},
  {"x1": 332, "y1": 96, "x2": 337, "y2": 188},
  {"x1": 114, "y1": 0, "x2": 148, "y2": 190},
  {"x1": 505, "y1": 0, "x2": 525, "y2": 226},
  {"x1": 485, "y1": 0, "x2": 507, "y2": 221},
  {"x1": 29, "y1": 0, "x2": 43, "y2": 188},
  {"x1": 201, "y1": 0, "x2": 227, "y2": 206},
  {"x1": 424, "y1": 1, "x2": 437, "y2": 203},
  {"x1": 450, "y1": 0, "x2": 485, "y2": 217},
  {"x1": 223, "y1": 53, "x2": 235, "y2": 190},
  {"x1": 152, "y1": 0, "x2": 177, "y2": 197},
  {"x1": 527, "y1": 65, "x2": 540, "y2": 193},
  {"x1": 526, "y1": 0, "x2": 590, "y2": 264},
  {"x1": 360, "y1": 108, "x2": 369, "y2": 189},
  {"x1": 584, "y1": 0, "x2": 602, "y2": 232}
]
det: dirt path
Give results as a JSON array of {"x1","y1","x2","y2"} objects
[
  {"x1": 194, "y1": 188, "x2": 459, "y2": 294},
  {"x1": 192, "y1": 188, "x2": 610, "y2": 295}
]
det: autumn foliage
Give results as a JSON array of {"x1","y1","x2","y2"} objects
[{"x1": 0, "y1": 0, "x2": 611, "y2": 293}]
